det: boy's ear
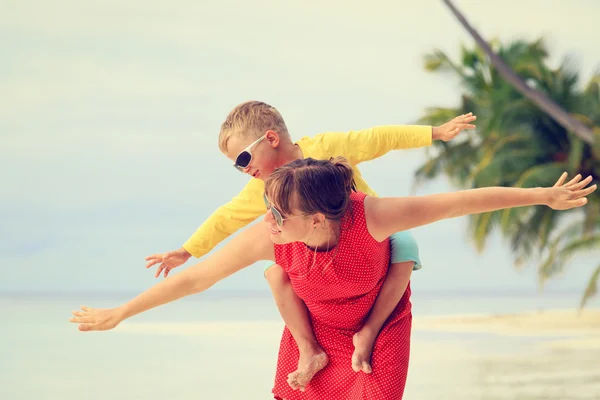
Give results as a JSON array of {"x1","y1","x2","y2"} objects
[{"x1": 265, "y1": 130, "x2": 281, "y2": 148}]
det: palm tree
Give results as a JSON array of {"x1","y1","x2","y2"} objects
[
  {"x1": 416, "y1": 38, "x2": 600, "y2": 309},
  {"x1": 440, "y1": 0, "x2": 595, "y2": 145}
]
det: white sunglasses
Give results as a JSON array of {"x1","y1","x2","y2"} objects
[{"x1": 233, "y1": 134, "x2": 266, "y2": 172}]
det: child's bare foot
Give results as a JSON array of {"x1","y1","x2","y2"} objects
[
  {"x1": 287, "y1": 347, "x2": 329, "y2": 391},
  {"x1": 352, "y1": 327, "x2": 377, "y2": 374}
]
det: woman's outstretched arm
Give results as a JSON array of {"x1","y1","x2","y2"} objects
[
  {"x1": 69, "y1": 222, "x2": 275, "y2": 331},
  {"x1": 365, "y1": 173, "x2": 597, "y2": 242}
]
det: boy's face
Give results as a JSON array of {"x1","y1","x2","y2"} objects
[{"x1": 226, "y1": 131, "x2": 282, "y2": 180}]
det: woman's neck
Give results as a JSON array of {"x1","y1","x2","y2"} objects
[{"x1": 305, "y1": 222, "x2": 340, "y2": 252}]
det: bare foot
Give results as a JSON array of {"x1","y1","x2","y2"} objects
[
  {"x1": 287, "y1": 348, "x2": 329, "y2": 391},
  {"x1": 352, "y1": 327, "x2": 377, "y2": 374}
]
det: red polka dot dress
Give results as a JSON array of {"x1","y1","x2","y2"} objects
[{"x1": 272, "y1": 192, "x2": 413, "y2": 400}]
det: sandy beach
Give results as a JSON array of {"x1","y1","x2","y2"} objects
[
  {"x1": 413, "y1": 308, "x2": 600, "y2": 349},
  {"x1": 119, "y1": 308, "x2": 600, "y2": 339},
  {"x1": 115, "y1": 308, "x2": 600, "y2": 355},
  {"x1": 114, "y1": 308, "x2": 600, "y2": 399},
  {"x1": 6, "y1": 295, "x2": 600, "y2": 400},
  {"x1": 408, "y1": 308, "x2": 600, "y2": 399}
]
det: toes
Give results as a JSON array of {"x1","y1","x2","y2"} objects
[
  {"x1": 362, "y1": 361, "x2": 372, "y2": 374},
  {"x1": 295, "y1": 372, "x2": 310, "y2": 388},
  {"x1": 289, "y1": 352, "x2": 330, "y2": 390},
  {"x1": 287, "y1": 372, "x2": 300, "y2": 390},
  {"x1": 352, "y1": 352, "x2": 373, "y2": 374},
  {"x1": 351, "y1": 355, "x2": 362, "y2": 372}
]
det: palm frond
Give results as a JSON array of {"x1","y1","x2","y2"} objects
[
  {"x1": 579, "y1": 264, "x2": 600, "y2": 311},
  {"x1": 554, "y1": 234, "x2": 600, "y2": 261},
  {"x1": 538, "y1": 231, "x2": 600, "y2": 286},
  {"x1": 424, "y1": 50, "x2": 463, "y2": 77}
]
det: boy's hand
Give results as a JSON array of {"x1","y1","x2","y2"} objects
[
  {"x1": 145, "y1": 247, "x2": 192, "y2": 278},
  {"x1": 432, "y1": 112, "x2": 477, "y2": 142}
]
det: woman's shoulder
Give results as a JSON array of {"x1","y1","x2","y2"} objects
[{"x1": 349, "y1": 190, "x2": 368, "y2": 202}]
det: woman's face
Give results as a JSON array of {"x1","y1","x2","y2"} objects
[{"x1": 262, "y1": 194, "x2": 315, "y2": 245}]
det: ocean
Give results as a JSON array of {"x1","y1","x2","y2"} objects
[{"x1": 2, "y1": 290, "x2": 599, "y2": 400}]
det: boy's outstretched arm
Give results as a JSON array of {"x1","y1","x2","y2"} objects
[{"x1": 317, "y1": 113, "x2": 476, "y2": 165}]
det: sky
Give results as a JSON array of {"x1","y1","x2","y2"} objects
[{"x1": 2, "y1": 0, "x2": 599, "y2": 296}]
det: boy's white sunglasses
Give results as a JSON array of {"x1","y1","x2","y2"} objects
[{"x1": 233, "y1": 134, "x2": 266, "y2": 172}]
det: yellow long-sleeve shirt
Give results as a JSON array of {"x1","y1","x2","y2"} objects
[{"x1": 183, "y1": 125, "x2": 432, "y2": 258}]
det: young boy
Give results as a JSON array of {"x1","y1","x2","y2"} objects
[{"x1": 145, "y1": 101, "x2": 476, "y2": 390}]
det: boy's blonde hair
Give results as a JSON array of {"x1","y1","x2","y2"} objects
[{"x1": 218, "y1": 101, "x2": 290, "y2": 154}]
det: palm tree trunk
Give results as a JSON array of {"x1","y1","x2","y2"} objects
[{"x1": 441, "y1": 0, "x2": 595, "y2": 144}]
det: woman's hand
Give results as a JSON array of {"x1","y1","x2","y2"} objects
[
  {"x1": 69, "y1": 305, "x2": 123, "y2": 332},
  {"x1": 545, "y1": 173, "x2": 597, "y2": 210}
]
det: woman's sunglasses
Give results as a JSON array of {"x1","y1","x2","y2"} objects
[
  {"x1": 263, "y1": 193, "x2": 285, "y2": 226},
  {"x1": 233, "y1": 134, "x2": 266, "y2": 172},
  {"x1": 263, "y1": 193, "x2": 307, "y2": 227}
]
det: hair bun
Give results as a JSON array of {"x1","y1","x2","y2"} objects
[{"x1": 329, "y1": 156, "x2": 356, "y2": 194}]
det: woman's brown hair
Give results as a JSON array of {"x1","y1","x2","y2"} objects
[{"x1": 264, "y1": 157, "x2": 356, "y2": 221}]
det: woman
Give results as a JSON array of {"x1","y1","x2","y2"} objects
[{"x1": 70, "y1": 157, "x2": 595, "y2": 399}]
